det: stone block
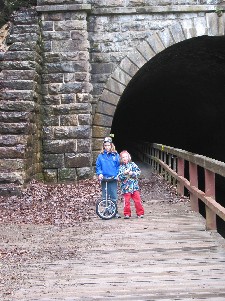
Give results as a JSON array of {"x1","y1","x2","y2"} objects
[
  {"x1": 52, "y1": 40, "x2": 89, "y2": 52},
  {"x1": 0, "y1": 112, "x2": 31, "y2": 123},
  {"x1": 111, "y1": 68, "x2": 132, "y2": 86},
  {"x1": 0, "y1": 90, "x2": 35, "y2": 101},
  {"x1": 0, "y1": 60, "x2": 38, "y2": 70},
  {"x1": 58, "y1": 168, "x2": 77, "y2": 181},
  {"x1": 170, "y1": 22, "x2": 186, "y2": 43},
  {"x1": 44, "y1": 103, "x2": 91, "y2": 116},
  {"x1": 60, "y1": 115, "x2": 78, "y2": 126},
  {"x1": 93, "y1": 113, "x2": 113, "y2": 127},
  {"x1": 91, "y1": 73, "x2": 110, "y2": 84},
  {"x1": 106, "y1": 78, "x2": 125, "y2": 95},
  {"x1": 194, "y1": 16, "x2": 208, "y2": 36},
  {"x1": 0, "y1": 123, "x2": 31, "y2": 135},
  {"x1": 2, "y1": 51, "x2": 40, "y2": 62},
  {"x1": 12, "y1": 8, "x2": 38, "y2": 25},
  {"x1": 100, "y1": 89, "x2": 119, "y2": 106},
  {"x1": 0, "y1": 101, "x2": 36, "y2": 112},
  {"x1": 8, "y1": 41, "x2": 39, "y2": 52},
  {"x1": 0, "y1": 70, "x2": 38, "y2": 81},
  {"x1": 78, "y1": 114, "x2": 91, "y2": 125},
  {"x1": 42, "y1": 73, "x2": 63, "y2": 83},
  {"x1": 71, "y1": 30, "x2": 88, "y2": 41},
  {"x1": 43, "y1": 41, "x2": 52, "y2": 52},
  {"x1": 0, "y1": 135, "x2": 28, "y2": 147},
  {"x1": 95, "y1": 100, "x2": 116, "y2": 116},
  {"x1": 43, "y1": 139, "x2": 77, "y2": 154},
  {"x1": 128, "y1": 49, "x2": 147, "y2": 69},
  {"x1": 43, "y1": 115, "x2": 59, "y2": 126},
  {"x1": 157, "y1": 27, "x2": 175, "y2": 48},
  {"x1": 91, "y1": 62, "x2": 115, "y2": 74},
  {"x1": 120, "y1": 57, "x2": 139, "y2": 77},
  {"x1": 43, "y1": 61, "x2": 89, "y2": 73},
  {"x1": 0, "y1": 184, "x2": 22, "y2": 196},
  {"x1": 92, "y1": 125, "x2": 110, "y2": 139},
  {"x1": 59, "y1": 82, "x2": 93, "y2": 94},
  {"x1": 43, "y1": 95, "x2": 61, "y2": 105},
  {"x1": 77, "y1": 139, "x2": 91, "y2": 153},
  {"x1": 7, "y1": 33, "x2": 40, "y2": 44},
  {"x1": 0, "y1": 159, "x2": 24, "y2": 171},
  {"x1": 54, "y1": 125, "x2": 91, "y2": 139},
  {"x1": 0, "y1": 172, "x2": 25, "y2": 185},
  {"x1": 77, "y1": 167, "x2": 93, "y2": 179},
  {"x1": 65, "y1": 153, "x2": 91, "y2": 168},
  {"x1": 43, "y1": 169, "x2": 58, "y2": 183},
  {"x1": 54, "y1": 20, "x2": 86, "y2": 31},
  {"x1": 42, "y1": 127, "x2": 55, "y2": 139},
  {"x1": 42, "y1": 21, "x2": 54, "y2": 31},
  {"x1": 0, "y1": 146, "x2": 26, "y2": 159},
  {"x1": 91, "y1": 53, "x2": 110, "y2": 63},
  {"x1": 11, "y1": 24, "x2": 40, "y2": 35},
  {"x1": 42, "y1": 31, "x2": 71, "y2": 40},
  {"x1": 43, "y1": 154, "x2": 65, "y2": 168},
  {"x1": 147, "y1": 33, "x2": 165, "y2": 54},
  {"x1": 61, "y1": 94, "x2": 76, "y2": 104},
  {"x1": 1, "y1": 80, "x2": 37, "y2": 91},
  {"x1": 44, "y1": 51, "x2": 89, "y2": 63},
  {"x1": 77, "y1": 93, "x2": 92, "y2": 103}
]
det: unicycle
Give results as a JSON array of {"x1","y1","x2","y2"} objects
[{"x1": 96, "y1": 177, "x2": 117, "y2": 220}]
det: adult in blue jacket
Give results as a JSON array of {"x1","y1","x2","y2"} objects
[{"x1": 96, "y1": 136, "x2": 121, "y2": 218}]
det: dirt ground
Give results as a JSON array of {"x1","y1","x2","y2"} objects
[{"x1": 0, "y1": 165, "x2": 188, "y2": 300}]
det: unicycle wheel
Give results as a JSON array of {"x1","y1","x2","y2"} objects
[{"x1": 96, "y1": 199, "x2": 117, "y2": 220}]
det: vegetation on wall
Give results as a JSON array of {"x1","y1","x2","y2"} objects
[{"x1": 0, "y1": 0, "x2": 37, "y2": 27}]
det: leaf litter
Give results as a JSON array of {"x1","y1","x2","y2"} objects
[{"x1": 0, "y1": 173, "x2": 189, "y2": 299}]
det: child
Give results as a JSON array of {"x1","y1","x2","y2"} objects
[
  {"x1": 118, "y1": 150, "x2": 144, "y2": 219},
  {"x1": 96, "y1": 136, "x2": 121, "y2": 218}
]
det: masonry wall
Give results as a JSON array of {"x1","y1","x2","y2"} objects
[
  {"x1": 0, "y1": 8, "x2": 43, "y2": 195},
  {"x1": 39, "y1": 6, "x2": 93, "y2": 183}
]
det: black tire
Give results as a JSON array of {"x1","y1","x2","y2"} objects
[{"x1": 96, "y1": 199, "x2": 117, "y2": 220}]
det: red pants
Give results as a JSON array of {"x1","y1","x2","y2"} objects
[{"x1": 123, "y1": 190, "x2": 144, "y2": 217}]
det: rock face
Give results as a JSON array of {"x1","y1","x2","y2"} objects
[{"x1": 0, "y1": 0, "x2": 224, "y2": 195}]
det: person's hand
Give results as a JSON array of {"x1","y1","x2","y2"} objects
[
  {"x1": 98, "y1": 174, "x2": 103, "y2": 180},
  {"x1": 128, "y1": 171, "x2": 133, "y2": 176}
]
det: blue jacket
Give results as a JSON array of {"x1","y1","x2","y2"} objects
[{"x1": 96, "y1": 151, "x2": 120, "y2": 178}]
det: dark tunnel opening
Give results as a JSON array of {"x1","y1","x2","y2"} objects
[
  {"x1": 111, "y1": 35, "x2": 225, "y2": 161},
  {"x1": 111, "y1": 35, "x2": 225, "y2": 238}
]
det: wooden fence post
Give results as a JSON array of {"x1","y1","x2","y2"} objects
[
  {"x1": 205, "y1": 169, "x2": 216, "y2": 230},
  {"x1": 177, "y1": 158, "x2": 184, "y2": 196},
  {"x1": 189, "y1": 162, "x2": 199, "y2": 212}
]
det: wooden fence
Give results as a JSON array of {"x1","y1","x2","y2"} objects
[{"x1": 135, "y1": 142, "x2": 225, "y2": 231}]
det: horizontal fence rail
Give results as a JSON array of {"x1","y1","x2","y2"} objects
[{"x1": 135, "y1": 142, "x2": 225, "y2": 232}]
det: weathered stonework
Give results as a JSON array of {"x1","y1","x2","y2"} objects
[
  {"x1": 0, "y1": 0, "x2": 225, "y2": 195},
  {"x1": 0, "y1": 8, "x2": 43, "y2": 195}
]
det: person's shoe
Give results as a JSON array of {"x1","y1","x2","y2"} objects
[
  {"x1": 115, "y1": 213, "x2": 121, "y2": 218},
  {"x1": 138, "y1": 215, "x2": 144, "y2": 218},
  {"x1": 124, "y1": 215, "x2": 130, "y2": 219}
]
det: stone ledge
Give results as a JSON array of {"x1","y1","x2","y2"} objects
[
  {"x1": 92, "y1": 5, "x2": 225, "y2": 15},
  {"x1": 36, "y1": 4, "x2": 91, "y2": 12}
]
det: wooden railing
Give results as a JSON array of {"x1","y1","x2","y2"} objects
[{"x1": 135, "y1": 142, "x2": 225, "y2": 231}]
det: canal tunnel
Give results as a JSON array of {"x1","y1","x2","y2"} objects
[{"x1": 111, "y1": 35, "x2": 225, "y2": 163}]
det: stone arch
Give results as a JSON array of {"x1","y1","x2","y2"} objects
[{"x1": 92, "y1": 12, "x2": 225, "y2": 155}]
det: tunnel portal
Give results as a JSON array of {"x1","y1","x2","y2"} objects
[{"x1": 112, "y1": 36, "x2": 225, "y2": 162}]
